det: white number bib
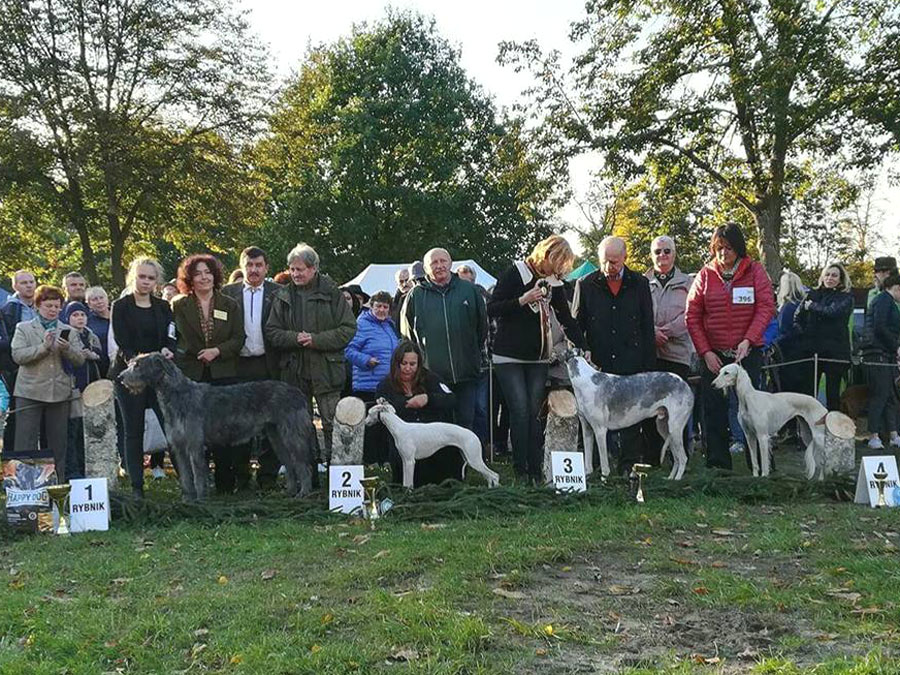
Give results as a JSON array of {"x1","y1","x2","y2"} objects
[{"x1": 732, "y1": 287, "x2": 755, "y2": 304}]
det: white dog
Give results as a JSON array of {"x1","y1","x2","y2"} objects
[
  {"x1": 712, "y1": 363, "x2": 826, "y2": 479},
  {"x1": 365, "y1": 399, "x2": 500, "y2": 488},
  {"x1": 564, "y1": 350, "x2": 694, "y2": 480}
]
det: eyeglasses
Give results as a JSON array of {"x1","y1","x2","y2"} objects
[{"x1": 652, "y1": 248, "x2": 672, "y2": 255}]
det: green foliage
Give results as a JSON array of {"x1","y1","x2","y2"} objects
[
  {"x1": 256, "y1": 11, "x2": 562, "y2": 281},
  {"x1": 0, "y1": 0, "x2": 270, "y2": 289},
  {"x1": 500, "y1": 1, "x2": 900, "y2": 280}
]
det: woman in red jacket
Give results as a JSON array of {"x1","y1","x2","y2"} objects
[{"x1": 685, "y1": 223, "x2": 775, "y2": 470}]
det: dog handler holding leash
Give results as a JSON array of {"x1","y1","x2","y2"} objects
[{"x1": 685, "y1": 222, "x2": 775, "y2": 471}]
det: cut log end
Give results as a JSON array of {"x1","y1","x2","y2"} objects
[
  {"x1": 82, "y1": 380, "x2": 114, "y2": 408},
  {"x1": 335, "y1": 396, "x2": 366, "y2": 426},
  {"x1": 824, "y1": 411, "x2": 856, "y2": 440},
  {"x1": 547, "y1": 389, "x2": 577, "y2": 418}
]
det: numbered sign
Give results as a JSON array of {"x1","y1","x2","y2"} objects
[
  {"x1": 855, "y1": 456, "x2": 900, "y2": 507},
  {"x1": 551, "y1": 452, "x2": 587, "y2": 493},
  {"x1": 328, "y1": 465, "x2": 364, "y2": 514},
  {"x1": 69, "y1": 478, "x2": 110, "y2": 532}
]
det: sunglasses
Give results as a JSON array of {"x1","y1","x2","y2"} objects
[{"x1": 652, "y1": 248, "x2": 672, "y2": 255}]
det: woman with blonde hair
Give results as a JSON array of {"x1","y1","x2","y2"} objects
[
  {"x1": 487, "y1": 234, "x2": 587, "y2": 482},
  {"x1": 774, "y1": 269, "x2": 809, "y2": 396},
  {"x1": 110, "y1": 256, "x2": 175, "y2": 499},
  {"x1": 794, "y1": 262, "x2": 854, "y2": 410}
]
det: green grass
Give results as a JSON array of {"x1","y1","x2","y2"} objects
[{"x1": 2, "y1": 461, "x2": 900, "y2": 673}]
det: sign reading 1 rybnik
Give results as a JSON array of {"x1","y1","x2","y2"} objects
[{"x1": 328, "y1": 465, "x2": 364, "y2": 514}]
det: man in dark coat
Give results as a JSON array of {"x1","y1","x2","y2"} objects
[
  {"x1": 573, "y1": 236, "x2": 657, "y2": 473},
  {"x1": 222, "y1": 246, "x2": 283, "y2": 490}
]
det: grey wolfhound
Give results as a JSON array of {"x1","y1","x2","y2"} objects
[
  {"x1": 564, "y1": 349, "x2": 694, "y2": 480},
  {"x1": 118, "y1": 353, "x2": 315, "y2": 501}
]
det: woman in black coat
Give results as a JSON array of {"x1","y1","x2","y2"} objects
[
  {"x1": 487, "y1": 235, "x2": 585, "y2": 482},
  {"x1": 375, "y1": 341, "x2": 460, "y2": 486},
  {"x1": 110, "y1": 257, "x2": 176, "y2": 499},
  {"x1": 794, "y1": 262, "x2": 853, "y2": 410}
]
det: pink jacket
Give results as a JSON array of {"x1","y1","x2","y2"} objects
[{"x1": 685, "y1": 257, "x2": 775, "y2": 356}]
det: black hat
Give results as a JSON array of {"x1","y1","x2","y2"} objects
[
  {"x1": 340, "y1": 284, "x2": 370, "y2": 304},
  {"x1": 874, "y1": 256, "x2": 897, "y2": 272}
]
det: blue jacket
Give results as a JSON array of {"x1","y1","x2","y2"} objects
[{"x1": 345, "y1": 310, "x2": 400, "y2": 393}]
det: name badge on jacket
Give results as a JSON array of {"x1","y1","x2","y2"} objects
[
  {"x1": 732, "y1": 287, "x2": 755, "y2": 305},
  {"x1": 213, "y1": 309, "x2": 228, "y2": 321}
]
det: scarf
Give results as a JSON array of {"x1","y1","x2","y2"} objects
[
  {"x1": 654, "y1": 269, "x2": 675, "y2": 287},
  {"x1": 194, "y1": 294, "x2": 214, "y2": 347},
  {"x1": 38, "y1": 315, "x2": 58, "y2": 331}
]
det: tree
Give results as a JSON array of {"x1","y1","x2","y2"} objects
[
  {"x1": 0, "y1": 0, "x2": 270, "y2": 287},
  {"x1": 500, "y1": 1, "x2": 900, "y2": 280},
  {"x1": 256, "y1": 11, "x2": 563, "y2": 281}
]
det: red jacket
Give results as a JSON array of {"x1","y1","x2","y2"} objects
[{"x1": 685, "y1": 257, "x2": 775, "y2": 355}]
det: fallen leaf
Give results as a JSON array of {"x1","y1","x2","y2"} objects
[
  {"x1": 826, "y1": 591, "x2": 861, "y2": 604},
  {"x1": 670, "y1": 557, "x2": 698, "y2": 566},
  {"x1": 217, "y1": 575, "x2": 228, "y2": 585},
  {"x1": 492, "y1": 588, "x2": 526, "y2": 600},
  {"x1": 352, "y1": 534, "x2": 371, "y2": 545},
  {"x1": 851, "y1": 606, "x2": 884, "y2": 616},
  {"x1": 261, "y1": 569, "x2": 277, "y2": 581},
  {"x1": 321, "y1": 613, "x2": 334, "y2": 625},
  {"x1": 543, "y1": 624, "x2": 554, "y2": 636},
  {"x1": 535, "y1": 648, "x2": 548, "y2": 656},
  {"x1": 607, "y1": 584, "x2": 631, "y2": 595},
  {"x1": 373, "y1": 550, "x2": 390, "y2": 559},
  {"x1": 310, "y1": 644, "x2": 321, "y2": 653},
  {"x1": 420, "y1": 523, "x2": 445, "y2": 530},
  {"x1": 738, "y1": 645, "x2": 758, "y2": 659},
  {"x1": 193, "y1": 629, "x2": 209, "y2": 638},
  {"x1": 705, "y1": 656, "x2": 721, "y2": 664},
  {"x1": 389, "y1": 647, "x2": 419, "y2": 662},
  {"x1": 710, "y1": 561, "x2": 727, "y2": 568},
  {"x1": 711, "y1": 528, "x2": 736, "y2": 536},
  {"x1": 561, "y1": 566, "x2": 572, "y2": 572},
  {"x1": 230, "y1": 654, "x2": 243, "y2": 664},
  {"x1": 692, "y1": 586, "x2": 710, "y2": 595}
]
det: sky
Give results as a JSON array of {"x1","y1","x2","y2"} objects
[{"x1": 238, "y1": 0, "x2": 899, "y2": 259}]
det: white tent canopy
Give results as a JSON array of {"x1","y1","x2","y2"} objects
[{"x1": 342, "y1": 260, "x2": 497, "y2": 296}]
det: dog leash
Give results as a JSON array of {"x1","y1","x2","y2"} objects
[{"x1": 3, "y1": 395, "x2": 80, "y2": 416}]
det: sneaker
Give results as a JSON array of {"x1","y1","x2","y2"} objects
[
  {"x1": 868, "y1": 436, "x2": 885, "y2": 450},
  {"x1": 317, "y1": 463, "x2": 328, "y2": 474},
  {"x1": 151, "y1": 467, "x2": 166, "y2": 480},
  {"x1": 890, "y1": 435, "x2": 900, "y2": 449},
  {"x1": 729, "y1": 441, "x2": 744, "y2": 455},
  {"x1": 277, "y1": 465, "x2": 287, "y2": 476}
]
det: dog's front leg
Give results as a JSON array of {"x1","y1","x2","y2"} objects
[
  {"x1": 593, "y1": 424, "x2": 611, "y2": 478},
  {"x1": 578, "y1": 413, "x2": 594, "y2": 475},
  {"x1": 744, "y1": 431, "x2": 760, "y2": 477},
  {"x1": 400, "y1": 448, "x2": 416, "y2": 489},
  {"x1": 758, "y1": 435, "x2": 772, "y2": 477},
  {"x1": 188, "y1": 447, "x2": 209, "y2": 501},
  {"x1": 175, "y1": 449, "x2": 197, "y2": 502}
]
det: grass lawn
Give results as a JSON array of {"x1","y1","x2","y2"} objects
[{"x1": 2, "y1": 448, "x2": 900, "y2": 674}]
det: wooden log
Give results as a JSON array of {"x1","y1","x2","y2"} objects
[
  {"x1": 543, "y1": 389, "x2": 580, "y2": 484},
  {"x1": 822, "y1": 410, "x2": 856, "y2": 476},
  {"x1": 82, "y1": 380, "x2": 120, "y2": 486},
  {"x1": 330, "y1": 396, "x2": 366, "y2": 466}
]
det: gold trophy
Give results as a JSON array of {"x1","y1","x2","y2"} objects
[
  {"x1": 360, "y1": 476, "x2": 380, "y2": 527},
  {"x1": 630, "y1": 464, "x2": 651, "y2": 503},
  {"x1": 873, "y1": 468, "x2": 889, "y2": 508},
  {"x1": 46, "y1": 484, "x2": 72, "y2": 535}
]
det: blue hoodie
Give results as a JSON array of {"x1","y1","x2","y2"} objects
[{"x1": 345, "y1": 309, "x2": 400, "y2": 393}]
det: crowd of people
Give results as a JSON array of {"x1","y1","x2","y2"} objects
[{"x1": 1, "y1": 225, "x2": 899, "y2": 497}]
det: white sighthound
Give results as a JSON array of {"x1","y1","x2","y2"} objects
[
  {"x1": 712, "y1": 363, "x2": 827, "y2": 479},
  {"x1": 365, "y1": 399, "x2": 500, "y2": 489},
  {"x1": 564, "y1": 350, "x2": 694, "y2": 481}
]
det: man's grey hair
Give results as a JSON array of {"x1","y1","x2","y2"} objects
[
  {"x1": 456, "y1": 264, "x2": 476, "y2": 280},
  {"x1": 423, "y1": 247, "x2": 451, "y2": 269},
  {"x1": 598, "y1": 236, "x2": 627, "y2": 261},
  {"x1": 395, "y1": 267, "x2": 409, "y2": 283},
  {"x1": 651, "y1": 235, "x2": 676, "y2": 253},
  {"x1": 287, "y1": 243, "x2": 319, "y2": 269},
  {"x1": 63, "y1": 271, "x2": 85, "y2": 283}
]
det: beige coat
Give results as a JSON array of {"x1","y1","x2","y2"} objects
[
  {"x1": 11, "y1": 319, "x2": 86, "y2": 403},
  {"x1": 646, "y1": 267, "x2": 695, "y2": 367}
]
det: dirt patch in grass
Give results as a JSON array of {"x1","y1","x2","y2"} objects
[{"x1": 495, "y1": 547, "x2": 890, "y2": 673}]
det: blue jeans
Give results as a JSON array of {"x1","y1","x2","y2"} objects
[
  {"x1": 472, "y1": 372, "x2": 489, "y2": 443},
  {"x1": 494, "y1": 363, "x2": 548, "y2": 478},
  {"x1": 448, "y1": 379, "x2": 480, "y2": 434}
]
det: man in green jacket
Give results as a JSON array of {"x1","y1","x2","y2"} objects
[
  {"x1": 265, "y1": 243, "x2": 357, "y2": 465},
  {"x1": 400, "y1": 247, "x2": 487, "y2": 432}
]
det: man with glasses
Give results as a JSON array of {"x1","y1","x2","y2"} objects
[{"x1": 645, "y1": 236, "x2": 694, "y2": 379}]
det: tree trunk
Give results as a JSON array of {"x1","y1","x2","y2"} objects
[
  {"x1": 753, "y1": 194, "x2": 784, "y2": 282},
  {"x1": 330, "y1": 396, "x2": 366, "y2": 466},
  {"x1": 82, "y1": 380, "x2": 120, "y2": 487},
  {"x1": 542, "y1": 389, "x2": 579, "y2": 484}
]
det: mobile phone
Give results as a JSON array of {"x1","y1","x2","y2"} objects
[{"x1": 59, "y1": 329, "x2": 71, "y2": 341}]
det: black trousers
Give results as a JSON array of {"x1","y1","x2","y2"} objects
[
  {"x1": 643, "y1": 359, "x2": 692, "y2": 465},
  {"x1": 700, "y1": 349, "x2": 763, "y2": 470},
  {"x1": 113, "y1": 382, "x2": 165, "y2": 493},
  {"x1": 205, "y1": 370, "x2": 248, "y2": 495},
  {"x1": 867, "y1": 356, "x2": 898, "y2": 437},
  {"x1": 355, "y1": 391, "x2": 391, "y2": 465},
  {"x1": 820, "y1": 361, "x2": 848, "y2": 412}
]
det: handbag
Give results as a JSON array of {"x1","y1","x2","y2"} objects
[{"x1": 143, "y1": 409, "x2": 168, "y2": 454}]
